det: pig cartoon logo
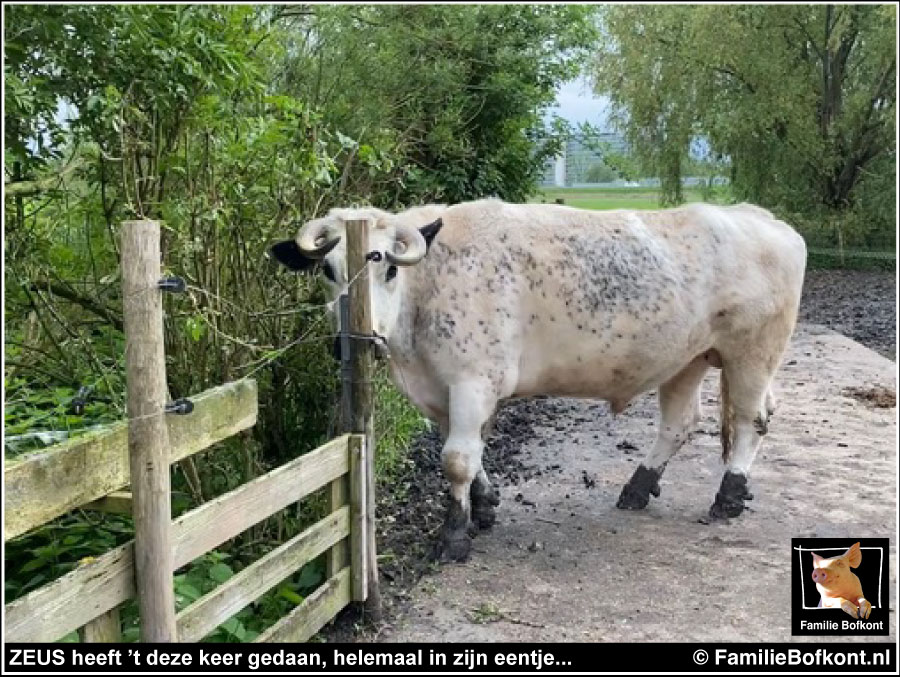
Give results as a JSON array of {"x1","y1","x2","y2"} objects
[{"x1": 811, "y1": 542, "x2": 871, "y2": 619}]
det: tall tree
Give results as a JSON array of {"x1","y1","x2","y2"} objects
[
  {"x1": 275, "y1": 4, "x2": 598, "y2": 203},
  {"x1": 592, "y1": 4, "x2": 896, "y2": 223}
]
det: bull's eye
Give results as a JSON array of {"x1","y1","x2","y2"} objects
[
  {"x1": 386, "y1": 265, "x2": 398, "y2": 282},
  {"x1": 322, "y1": 261, "x2": 336, "y2": 282}
]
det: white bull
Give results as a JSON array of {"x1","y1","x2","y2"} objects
[{"x1": 271, "y1": 199, "x2": 807, "y2": 561}]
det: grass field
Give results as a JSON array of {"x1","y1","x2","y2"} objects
[{"x1": 534, "y1": 185, "x2": 713, "y2": 210}]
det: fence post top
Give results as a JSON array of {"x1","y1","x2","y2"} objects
[
  {"x1": 121, "y1": 219, "x2": 161, "y2": 227},
  {"x1": 341, "y1": 216, "x2": 375, "y2": 227}
]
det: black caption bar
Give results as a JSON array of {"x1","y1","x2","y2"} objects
[{"x1": 4, "y1": 643, "x2": 896, "y2": 674}]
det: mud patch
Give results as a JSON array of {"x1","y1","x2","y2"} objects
[
  {"x1": 843, "y1": 385, "x2": 896, "y2": 409},
  {"x1": 799, "y1": 269, "x2": 896, "y2": 359},
  {"x1": 323, "y1": 397, "x2": 542, "y2": 638}
]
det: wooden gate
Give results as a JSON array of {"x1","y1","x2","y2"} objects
[
  {"x1": 4, "y1": 380, "x2": 368, "y2": 642},
  {"x1": 4, "y1": 218, "x2": 380, "y2": 642}
]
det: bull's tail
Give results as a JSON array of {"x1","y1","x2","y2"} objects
[{"x1": 719, "y1": 368, "x2": 736, "y2": 463}]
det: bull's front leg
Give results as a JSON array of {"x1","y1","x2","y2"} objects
[
  {"x1": 438, "y1": 382, "x2": 495, "y2": 562},
  {"x1": 438, "y1": 415, "x2": 500, "y2": 532}
]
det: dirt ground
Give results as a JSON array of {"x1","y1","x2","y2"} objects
[
  {"x1": 799, "y1": 269, "x2": 896, "y2": 359},
  {"x1": 344, "y1": 324, "x2": 897, "y2": 643}
]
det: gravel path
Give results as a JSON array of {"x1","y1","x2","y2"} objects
[{"x1": 329, "y1": 269, "x2": 896, "y2": 641}]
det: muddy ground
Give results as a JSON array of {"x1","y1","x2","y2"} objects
[
  {"x1": 798, "y1": 269, "x2": 896, "y2": 359},
  {"x1": 327, "y1": 269, "x2": 897, "y2": 642}
]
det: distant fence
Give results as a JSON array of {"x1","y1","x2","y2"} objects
[
  {"x1": 4, "y1": 218, "x2": 381, "y2": 642},
  {"x1": 806, "y1": 247, "x2": 896, "y2": 271}
]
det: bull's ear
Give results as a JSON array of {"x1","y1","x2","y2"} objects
[
  {"x1": 844, "y1": 542, "x2": 862, "y2": 568},
  {"x1": 269, "y1": 240, "x2": 318, "y2": 272},
  {"x1": 419, "y1": 218, "x2": 443, "y2": 250}
]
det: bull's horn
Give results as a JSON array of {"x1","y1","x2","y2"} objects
[
  {"x1": 385, "y1": 223, "x2": 427, "y2": 266},
  {"x1": 297, "y1": 220, "x2": 341, "y2": 258}
]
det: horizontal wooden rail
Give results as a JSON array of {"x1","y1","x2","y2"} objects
[
  {"x1": 254, "y1": 568, "x2": 351, "y2": 643},
  {"x1": 4, "y1": 379, "x2": 258, "y2": 541},
  {"x1": 170, "y1": 435, "x2": 349, "y2": 566},
  {"x1": 177, "y1": 507, "x2": 350, "y2": 642},
  {"x1": 83, "y1": 491, "x2": 133, "y2": 515},
  {"x1": 4, "y1": 434, "x2": 354, "y2": 643}
]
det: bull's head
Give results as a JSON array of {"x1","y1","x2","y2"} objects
[{"x1": 269, "y1": 206, "x2": 444, "y2": 356}]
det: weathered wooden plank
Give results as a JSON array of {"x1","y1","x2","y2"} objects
[
  {"x1": 171, "y1": 435, "x2": 349, "y2": 567},
  {"x1": 82, "y1": 491, "x2": 133, "y2": 515},
  {"x1": 348, "y1": 435, "x2": 367, "y2": 602},
  {"x1": 254, "y1": 568, "x2": 351, "y2": 643},
  {"x1": 78, "y1": 607, "x2": 121, "y2": 642},
  {"x1": 4, "y1": 379, "x2": 258, "y2": 541},
  {"x1": 177, "y1": 507, "x2": 349, "y2": 642},
  {"x1": 5, "y1": 544, "x2": 134, "y2": 643},
  {"x1": 326, "y1": 482, "x2": 349, "y2": 582},
  {"x1": 4, "y1": 434, "x2": 350, "y2": 643}
]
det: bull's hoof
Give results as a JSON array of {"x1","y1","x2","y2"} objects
[
  {"x1": 436, "y1": 532, "x2": 472, "y2": 563},
  {"x1": 471, "y1": 503, "x2": 497, "y2": 531},
  {"x1": 471, "y1": 480, "x2": 500, "y2": 531},
  {"x1": 704, "y1": 471, "x2": 752, "y2": 521},
  {"x1": 471, "y1": 480, "x2": 501, "y2": 507},
  {"x1": 617, "y1": 484, "x2": 650, "y2": 510},
  {"x1": 705, "y1": 498, "x2": 744, "y2": 521},
  {"x1": 616, "y1": 464, "x2": 661, "y2": 510}
]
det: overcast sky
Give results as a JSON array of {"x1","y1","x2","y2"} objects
[{"x1": 548, "y1": 75, "x2": 612, "y2": 130}]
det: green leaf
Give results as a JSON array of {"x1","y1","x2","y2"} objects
[
  {"x1": 175, "y1": 582, "x2": 202, "y2": 602},
  {"x1": 208, "y1": 562, "x2": 233, "y2": 584},
  {"x1": 277, "y1": 585, "x2": 304, "y2": 605}
]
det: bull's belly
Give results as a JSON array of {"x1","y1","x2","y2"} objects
[{"x1": 512, "y1": 326, "x2": 704, "y2": 404}]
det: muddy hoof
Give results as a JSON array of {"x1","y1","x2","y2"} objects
[
  {"x1": 705, "y1": 498, "x2": 744, "y2": 521},
  {"x1": 616, "y1": 484, "x2": 650, "y2": 510},
  {"x1": 437, "y1": 533, "x2": 472, "y2": 562},
  {"x1": 471, "y1": 503, "x2": 497, "y2": 531},
  {"x1": 704, "y1": 471, "x2": 751, "y2": 521},
  {"x1": 472, "y1": 481, "x2": 500, "y2": 507},
  {"x1": 616, "y1": 464, "x2": 661, "y2": 510}
]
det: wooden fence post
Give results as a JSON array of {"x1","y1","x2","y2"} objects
[
  {"x1": 78, "y1": 607, "x2": 121, "y2": 643},
  {"x1": 344, "y1": 217, "x2": 382, "y2": 620},
  {"x1": 121, "y1": 220, "x2": 177, "y2": 642}
]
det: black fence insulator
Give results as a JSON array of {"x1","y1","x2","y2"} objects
[
  {"x1": 365, "y1": 251, "x2": 383, "y2": 262},
  {"x1": 68, "y1": 385, "x2": 93, "y2": 416},
  {"x1": 164, "y1": 398, "x2": 194, "y2": 415},
  {"x1": 158, "y1": 277, "x2": 187, "y2": 293}
]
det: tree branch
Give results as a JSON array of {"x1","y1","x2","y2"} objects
[
  {"x1": 4, "y1": 157, "x2": 83, "y2": 198},
  {"x1": 29, "y1": 277, "x2": 124, "y2": 331}
]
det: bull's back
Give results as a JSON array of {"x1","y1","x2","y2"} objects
[{"x1": 411, "y1": 200, "x2": 805, "y2": 400}]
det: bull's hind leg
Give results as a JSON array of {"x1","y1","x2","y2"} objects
[
  {"x1": 471, "y1": 467, "x2": 500, "y2": 530},
  {"x1": 707, "y1": 358, "x2": 781, "y2": 521},
  {"x1": 470, "y1": 412, "x2": 502, "y2": 530},
  {"x1": 618, "y1": 356, "x2": 709, "y2": 509},
  {"x1": 438, "y1": 381, "x2": 496, "y2": 562}
]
